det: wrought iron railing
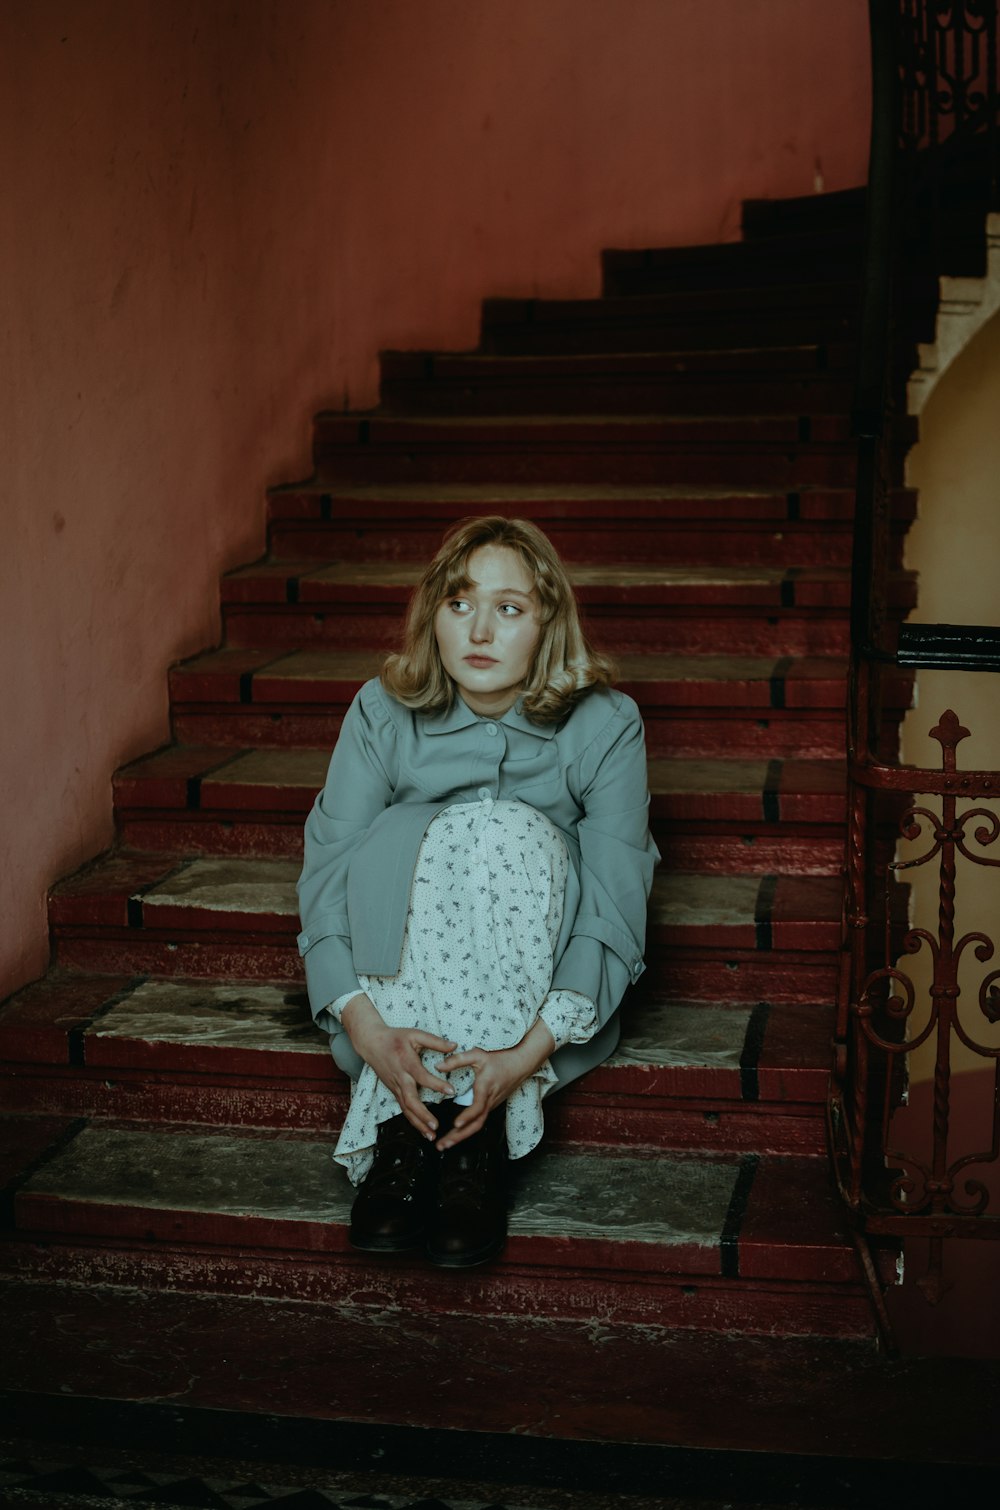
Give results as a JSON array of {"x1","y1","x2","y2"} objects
[{"x1": 830, "y1": 0, "x2": 1000, "y2": 1334}]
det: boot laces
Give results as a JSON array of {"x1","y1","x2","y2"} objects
[
  {"x1": 364, "y1": 1120, "x2": 425, "y2": 1196},
  {"x1": 437, "y1": 1138, "x2": 502, "y2": 1211}
]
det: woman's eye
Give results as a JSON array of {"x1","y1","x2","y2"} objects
[
  {"x1": 499, "y1": 603, "x2": 522, "y2": 616},
  {"x1": 448, "y1": 599, "x2": 472, "y2": 613}
]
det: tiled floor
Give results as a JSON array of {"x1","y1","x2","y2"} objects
[
  {"x1": 1, "y1": 1455, "x2": 600, "y2": 1509},
  {"x1": 2, "y1": 1373, "x2": 996, "y2": 1508},
  {"x1": 1, "y1": 1436, "x2": 991, "y2": 1510},
  {"x1": 0, "y1": 1450, "x2": 900, "y2": 1510}
]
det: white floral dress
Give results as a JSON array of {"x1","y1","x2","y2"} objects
[{"x1": 332, "y1": 797, "x2": 596, "y2": 1185}]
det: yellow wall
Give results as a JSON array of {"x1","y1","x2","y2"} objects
[
  {"x1": 900, "y1": 307, "x2": 1000, "y2": 1079},
  {"x1": 884, "y1": 300, "x2": 1000, "y2": 1356}
]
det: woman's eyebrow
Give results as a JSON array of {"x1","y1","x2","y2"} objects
[
  {"x1": 448, "y1": 577, "x2": 536, "y2": 598},
  {"x1": 473, "y1": 584, "x2": 534, "y2": 598}
]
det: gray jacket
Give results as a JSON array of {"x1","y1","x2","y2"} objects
[{"x1": 297, "y1": 677, "x2": 659, "y2": 1083}]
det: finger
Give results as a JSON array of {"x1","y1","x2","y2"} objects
[
  {"x1": 438, "y1": 1081, "x2": 494, "y2": 1147},
  {"x1": 453, "y1": 1087, "x2": 490, "y2": 1133},
  {"x1": 409, "y1": 1032, "x2": 458, "y2": 1052},
  {"x1": 437, "y1": 1104, "x2": 489, "y2": 1149},
  {"x1": 397, "y1": 1043, "x2": 455, "y2": 1097},
  {"x1": 412, "y1": 1063, "x2": 457, "y2": 1097},
  {"x1": 395, "y1": 1080, "x2": 440, "y2": 1138},
  {"x1": 435, "y1": 1050, "x2": 482, "y2": 1073},
  {"x1": 401, "y1": 1105, "x2": 439, "y2": 1139}
]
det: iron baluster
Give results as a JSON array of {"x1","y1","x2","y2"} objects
[{"x1": 838, "y1": 0, "x2": 1000, "y2": 1327}]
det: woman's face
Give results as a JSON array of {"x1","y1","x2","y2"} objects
[{"x1": 434, "y1": 545, "x2": 542, "y2": 716}]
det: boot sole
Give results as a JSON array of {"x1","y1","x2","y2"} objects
[
  {"x1": 349, "y1": 1226, "x2": 426, "y2": 1254},
  {"x1": 425, "y1": 1232, "x2": 507, "y2": 1268}
]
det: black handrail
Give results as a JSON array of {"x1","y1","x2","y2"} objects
[{"x1": 853, "y1": 0, "x2": 899, "y2": 442}]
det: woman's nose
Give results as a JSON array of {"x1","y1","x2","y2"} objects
[{"x1": 469, "y1": 613, "x2": 493, "y2": 644}]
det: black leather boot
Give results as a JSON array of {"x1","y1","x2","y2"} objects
[
  {"x1": 426, "y1": 1104, "x2": 508, "y2": 1268},
  {"x1": 349, "y1": 1112, "x2": 435, "y2": 1253}
]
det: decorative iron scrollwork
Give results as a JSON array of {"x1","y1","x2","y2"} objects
[
  {"x1": 833, "y1": 710, "x2": 1000, "y2": 1302},
  {"x1": 898, "y1": 0, "x2": 999, "y2": 151},
  {"x1": 840, "y1": 1, "x2": 1000, "y2": 1335}
]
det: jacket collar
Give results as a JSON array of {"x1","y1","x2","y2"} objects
[{"x1": 423, "y1": 694, "x2": 557, "y2": 740}]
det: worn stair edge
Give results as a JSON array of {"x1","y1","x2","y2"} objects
[
  {"x1": 380, "y1": 344, "x2": 859, "y2": 378},
  {"x1": 218, "y1": 559, "x2": 916, "y2": 611},
  {"x1": 0, "y1": 979, "x2": 827, "y2": 1087},
  {"x1": 480, "y1": 282, "x2": 864, "y2": 324},
  {"x1": 110, "y1": 820, "x2": 848, "y2": 876},
  {"x1": 113, "y1": 748, "x2": 848, "y2": 823},
  {"x1": 0, "y1": 1243, "x2": 878, "y2": 1349},
  {"x1": 376, "y1": 374, "x2": 859, "y2": 418},
  {"x1": 164, "y1": 647, "x2": 914, "y2": 713},
  {"x1": 46, "y1": 856, "x2": 848, "y2": 954},
  {"x1": 265, "y1": 480, "x2": 917, "y2": 522},
  {"x1": 2, "y1": 1120, "x2": 874, "y2": 1302}
]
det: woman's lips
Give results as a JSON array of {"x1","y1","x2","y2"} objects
[{"x1": 464, "y1": 655, "x2": 498, "y2": 668}]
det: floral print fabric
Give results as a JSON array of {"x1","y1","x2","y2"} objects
[{"x1": 334, "y1": 797, "x2": 596, "y2": 1184}]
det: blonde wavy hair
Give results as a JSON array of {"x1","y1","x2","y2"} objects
[{"x1": 381, "y1": 515, "x2": 613, "y2": 723}]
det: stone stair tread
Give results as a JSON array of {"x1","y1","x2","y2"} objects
[
  {"x1": 269, "y1": 479, "x2": 844, "y2": 505},
  {"x1": 601, "y1": 233, "x2": 863, "y2": 283},
  {"x1": 0, "y1": 981, "x2": 832, "y2": 1156},
  {"x1": 264, "y1": 480, "x2": 918, "y2": 534},
  {"x1": 264, "y1": 483, "x2": 916, "y2": 571},
  {"x1": 168, "y1": 647, "x2": 912, "y2": 716},
  {"x1": 48, "y1": 853, "x2": 844, "y2": 954},
  {"x1": 171, "y1": 645, "x2": 845, "y2": 688},
  {"x1": 111, "y1": 751, "x2": 848, "y2": 862},
  {"x1": 8, "y1": 1119, "x2": 859, "y2": 1283},
  {"x1": 386, "y1": 344, "x2": 839, "y2": 366},
  {"x1": 316, "y1": 412, "x2": 855, "y2": 442},
  {"x1": 114, "y1": 745, "x2": 843, "y2": 811},
  {"x1": 648, "y1": 755, "x2": 843, "y2": 794},
  {"x1": 479, "y1": 332, "x2": 859, "y2": 364},
  {"x1": 310, "y1": 413, "x2": 876, "y2": 485},
  {"x1": 605, "y1": 224, "x2": 863, "y2": 255},
  {"x1": 480, "y1": 283, "x2": 861, "y2": 321},
  {"x1": 382, "y1": 344, "x2": 846, "y2": 373},
  {"x1": 229, "y1": 560, "x2": 854, "y2": 585},
  {"x1": 115, "y1": 745, "x2": 332, "y2": 811},
  {"x1": 376, "y1": 357, "x2": 857, "y2": 418},
  {"x1": 220, "y1": 560, "x2": 914, "y2": 616},
  {"x1": 0, "y1": 974, "x2": 830, "y2": 1099}
]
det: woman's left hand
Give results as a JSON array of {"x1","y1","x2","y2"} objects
[{"x1": 434, "y1": 1017, "x2": 556, "y2": 1150}]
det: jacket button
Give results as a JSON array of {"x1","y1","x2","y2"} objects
[
  {"x1": 484, "y1": 723, "x2": 498, "y2": 736},
  {"x1": 477, "y1": 787, "x2": 491, "y2": 800}
]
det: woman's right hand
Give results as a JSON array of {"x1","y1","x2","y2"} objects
[{"x1": 341, "y1": 993, "x2": 456, "y2": 1139}]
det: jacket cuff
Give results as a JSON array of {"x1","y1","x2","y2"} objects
[
  {"x1": 551, "y1": 933, "x2": 644, "y2": 1021},
  {"x1": 301, "y1": 933, "x2": 362, "y2": 1030}
]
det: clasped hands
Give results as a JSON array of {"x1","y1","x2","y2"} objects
[{"x1": 341, "y1": 993, "x2": 555, "y2": 1150}]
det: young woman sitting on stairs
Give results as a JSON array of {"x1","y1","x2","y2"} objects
[{"x1": 297, "y1": 515, "x2": 658, "y2": 1268}]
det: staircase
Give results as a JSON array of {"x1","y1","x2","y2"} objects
[{"x1": 1, "y1": 188, "x2": 927, "y2": 1449}]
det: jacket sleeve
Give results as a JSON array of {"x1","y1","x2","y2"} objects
[
  {"x1": 296, "y1": 680, "x2": 397, "y2": 1029},
  {"x1": 550, "y1": 696, "x2": 659, "y2": 1029}
]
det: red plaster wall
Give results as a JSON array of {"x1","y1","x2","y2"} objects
[{"x1": 0, "y1": 0, "x2": 870, "y2": 995}]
